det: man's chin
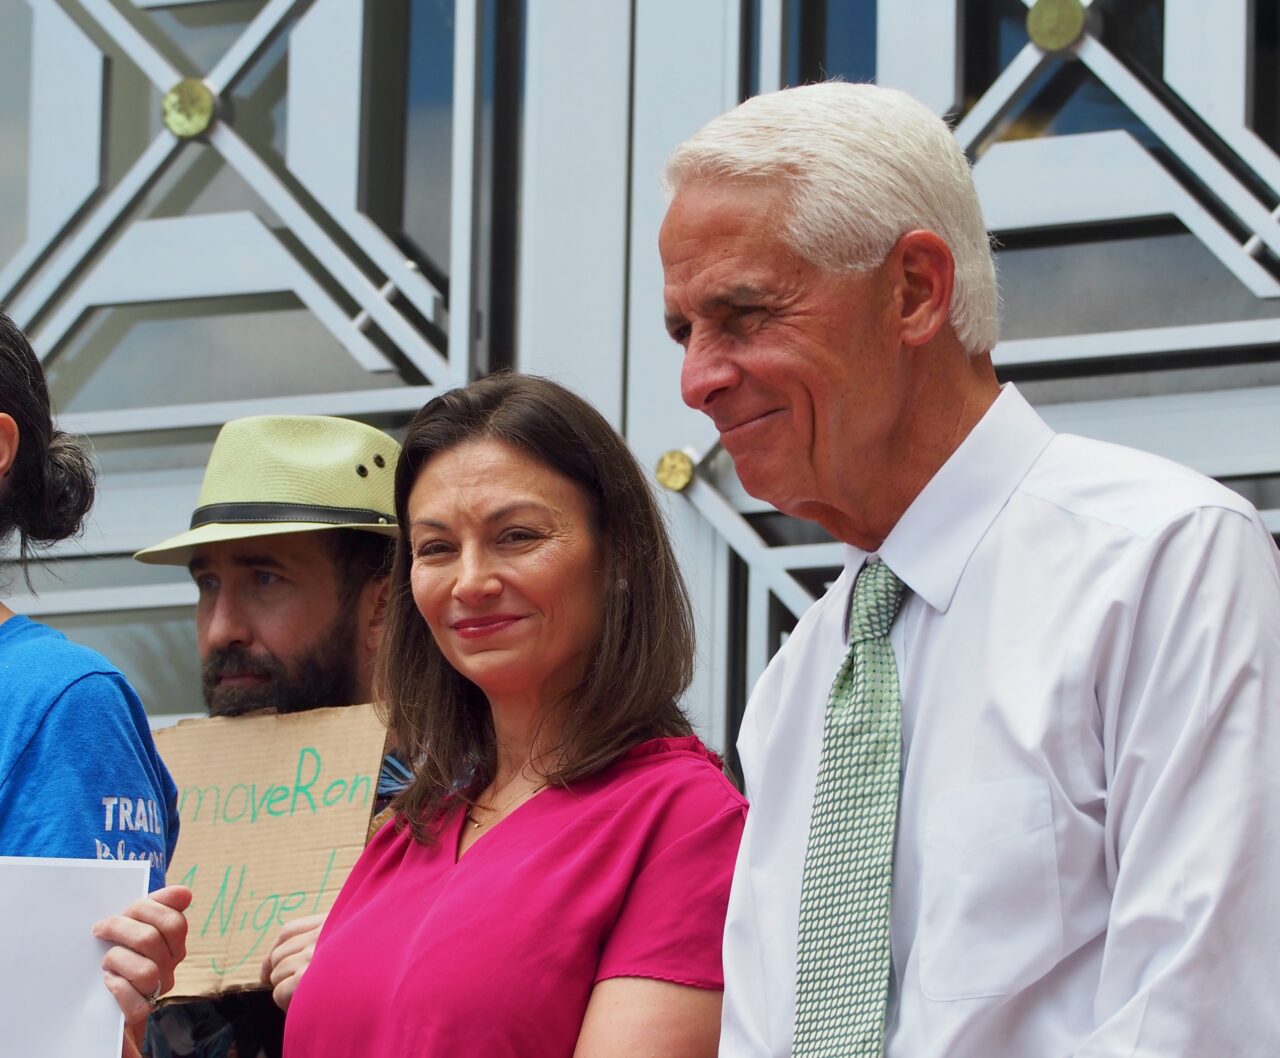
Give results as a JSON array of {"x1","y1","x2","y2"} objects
[{"x1": 206, "y1": 685, "x2": 280, "y2": 718}]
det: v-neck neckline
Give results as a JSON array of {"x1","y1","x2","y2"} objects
[{"x1": 452, "y1": 785, "x2": 549, "y2": 864}]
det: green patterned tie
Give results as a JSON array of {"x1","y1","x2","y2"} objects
[{"x1": 794, "y1": 560, "x2": 907, "y2": 1058}]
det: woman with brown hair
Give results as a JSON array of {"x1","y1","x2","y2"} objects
[{"x1": 281, "y1": 374, "x2": 746, "y2": 1057}]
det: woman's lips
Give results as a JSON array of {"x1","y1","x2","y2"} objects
[{"x1": 451, "y1": 615, "x2": 526, "y2": 639}]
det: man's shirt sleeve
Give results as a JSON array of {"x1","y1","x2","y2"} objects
[{"x1": 1080, "y1": 505, "x2": 1280, "y2": 1054}]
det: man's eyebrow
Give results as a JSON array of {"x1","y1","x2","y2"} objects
[
  {"x1": 666, "y1": 285, "x2": 772, "y2": 332},
  {"x1": 186, "y1": 554, "x2": 288, "y2": 574},
  {"x1": 713, "y1": 284, "x2": 770, "y2": 306}
]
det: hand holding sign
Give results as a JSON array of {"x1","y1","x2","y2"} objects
[
  {"x1": 262, "y1": 912, "x2": 326, "y2": 1009},
  {"x1": 94, "y1": 884, "x2": 193, "y2": 1026}
]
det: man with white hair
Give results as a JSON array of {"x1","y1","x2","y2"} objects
[{"x1": 660, "y1": 82, "x2": 1280, "y2": 1057}]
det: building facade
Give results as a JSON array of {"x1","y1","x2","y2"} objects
[{"x1": 3, "y1": 0, "x2": 1278, "y2": 760}]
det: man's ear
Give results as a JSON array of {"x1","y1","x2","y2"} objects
[
  {"x1": 363, "y1": 575, "x2": 391, "y2": 656},
  {"x1": 0, "y1": 413, "x2": 19, "y2": 481},
  {"x1": 890, "y1": 229, "x2": 955, "y2": 348}
]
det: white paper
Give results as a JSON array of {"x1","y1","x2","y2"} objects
[{"x1": 0, "y1": 856, "x2": 150, "y2": 1058}]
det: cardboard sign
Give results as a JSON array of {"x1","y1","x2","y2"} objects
[{"x1": 154, "y1": 704, "x2": 388, "y2": 998}]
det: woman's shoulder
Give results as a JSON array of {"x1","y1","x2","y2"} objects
[{"x1": 601, "y1": 736, "x2": 748, "y2": 816}]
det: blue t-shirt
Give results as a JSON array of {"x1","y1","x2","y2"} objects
[{"x1": 0, "y1": 614, "x2": 179, "y2": 890}]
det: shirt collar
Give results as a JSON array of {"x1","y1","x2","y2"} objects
[{"x1": 845, "y1": 384, "x2": 1054, "y2": 615}]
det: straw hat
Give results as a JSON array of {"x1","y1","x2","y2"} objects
[{"x1": 135, "y1": 415, "x2": 400, "y2": 566}]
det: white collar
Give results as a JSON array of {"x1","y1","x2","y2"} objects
[{"x1": 843, "y1": 384, "x2": 1055, "y2": 615}]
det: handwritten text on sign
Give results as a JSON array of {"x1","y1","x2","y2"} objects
[{"x1": 154, "y1": 705, "x2": 388, "y2": 997}]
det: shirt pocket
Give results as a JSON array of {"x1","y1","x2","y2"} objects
[{"x1": 918, "y1": 778, "x2": 1063, "y2": 1001}]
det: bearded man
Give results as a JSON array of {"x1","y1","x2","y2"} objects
[{"x1": 133, "y1": 414, "x2": 402, "y2": 1058}]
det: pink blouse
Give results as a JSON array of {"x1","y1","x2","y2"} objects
[{"x1": 283, "y1": 736, "x2": 747, "y2": 1057}]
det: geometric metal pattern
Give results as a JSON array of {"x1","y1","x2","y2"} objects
[
  {"x1": 665, "y1": 0, "x2": 1280, "y2": 735},
  {"x1": 4, "y1": 0, "x2": 479, "y2": 631},
  {"x1": 5, "y1": 0, "x2": 1278, "y2": 735}
]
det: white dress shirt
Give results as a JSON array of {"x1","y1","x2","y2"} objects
[{"x1": 719, "y1": 385, "x2": 1280, "y2": 1057}]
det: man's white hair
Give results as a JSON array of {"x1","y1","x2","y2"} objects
[{"x1": 663, "y1": 81, "x2": 999, "y2": 355}]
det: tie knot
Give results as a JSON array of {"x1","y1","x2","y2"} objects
[{"x1": 847, "y1": 561, "x2": 905, "y2": 643}]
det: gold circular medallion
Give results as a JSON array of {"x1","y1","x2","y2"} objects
[
  {"x1": 162, "y1": 78, "x2": 217, "y2": 139},
  {"x1": 1026, "y1": 0, "x2": 1087, "y2": 53},
  {"x1": 655, "y1": 449, "x2": 695, "y2": 492}
]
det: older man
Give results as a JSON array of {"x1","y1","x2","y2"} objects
[
  {"x1": 660, "y1": 83, "x2": 1280, "y2": 1057},
  {"x1": 133, "y1": 414, "x2": 403, "y2": 1058}
]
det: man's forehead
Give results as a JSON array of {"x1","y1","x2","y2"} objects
[{"x1": 188, "y1": 531, "x2": 334, "y2": 569}]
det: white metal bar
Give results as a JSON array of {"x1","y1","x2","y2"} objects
[
  {"x1": 953, "y1": 42, "x2": 1050, "y2": 154},
  {"x1": 207, "y1": 123, "x2": 453, "y2": 382},
  {"x1": 8, "y1": 582, "x2": 197, "y2": 617},
  {"x1": 704, "y1": 530, "x2": 731, "y2": 751},
  {"x1": 0, "y1": 0, "x2": 104, "y2": 305},
  {"x1": 7, "y1": 133, "x2": 181, "y2": 331},
  {"x1": 721, "y1": 0, "x2": 741, "y2": 105},
  {"x1": 1164, "y1": 0, "x2": 1249, "y2": 129},
  {"x1": 744, "y1": 574, "x2": 773, "y2": 701},
  {"x1": 1039, "y1": 385, "x2": 1280, "y2": 479},
  {"x1": 683, "y1": 478, "x2": 815, "y2": 616},
  {"x1": 286, "y1": 0, "x2": 446, "y2": 322},
  {"x1": 517, "y1": 0, "x2": 632, "y2": 425},
  {"x1": 767, "y1": 542, "x2": 846, "y2": 570},
  {"x1": 60, "y1": 384, "x2": 440, "y2": 436},
  {"x1": 1076, "y1": 36, "x2": 1280, "y2": 260},
  {"x1": 30, "y1": 213, "x2": 396, "y2": 373},
  {"x1": 996, "y1": 317, "x2": 1280, "y2": 368},
  {"x1": 756, "y1": 0, "x2": 783, "y2": 94},
  {"x1": 446, "y1": 0, "x2": 479, "y2": 375},
  {"x1": 1164, "y1": 0, "x2": 1280, "y2": 200},
  {"x1": 877, "y1": 0, "x2": 961, "y2": 115},
  {"x1": 76, "y1": 0, "x2": 183, "y2": 87},
  {"x1": 205, "y1": 0, "x2": 306, "y2": 94},
  {"x1": 976, "y1": 131, "x2": 1280, "y2": 299}
]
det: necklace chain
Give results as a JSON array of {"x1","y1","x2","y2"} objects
[{"x1": 465, "y1": 777, "x2": 542, "y2": 829}]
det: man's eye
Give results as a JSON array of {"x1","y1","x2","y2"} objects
[
  {"x1": 253, "y1": 570, "x2": 281, "y2": 587},
  {"x1": 668, "y1": 324, "x2": 691, "y2": 346},
  {"x1": 193, "y1": 574, "x2": 218, "y2": 594}
]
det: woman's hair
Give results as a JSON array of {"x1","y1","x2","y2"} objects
[
  {"x1": 663, "y1": 81, "x2": 999, "y2": 356},
  {"x1": 0, "y1": 312, "x2": 95, "y2": 579},
  {"x1": 378, "y1": 373, "x2": 695, "y2": 842}
]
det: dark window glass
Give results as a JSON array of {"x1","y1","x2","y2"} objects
[
  {"x1": 783, "y1": 0, "x2": 876, "y2": 87},
  {"x1": 1255, "y1": 0, "x2": 1280, "y2": 154},
  {"x1": 362, "y1": 0, "x2": 522, "y2": 376}
]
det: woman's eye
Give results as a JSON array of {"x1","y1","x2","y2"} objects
[
  {"x1": 500, "y1": 528, "x2": 539, "y2": 545},
  {"x1": 414, "y1": 541, "x2": 451, "y2": 559}
]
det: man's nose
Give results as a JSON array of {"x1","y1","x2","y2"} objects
[
  {"x1": 202, "y1": 592, "x2": 252, "y2": 653},
  {"x1": 680, "y1": 328, "x2": 740, "y2": 413}
]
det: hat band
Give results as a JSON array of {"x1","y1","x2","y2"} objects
[{"x1": 190, "y1": 501, "x2": 393, "y2": 529}]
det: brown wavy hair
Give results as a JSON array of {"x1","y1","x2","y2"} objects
[{"x1": 377, "y1": 373, "x2": 695, "y2": 843}]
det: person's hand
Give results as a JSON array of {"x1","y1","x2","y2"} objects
[
  {"x1": 93, "y1": 885, "x2": 192, "y2": 1028},
  {"x1": 261, "y1": 912, "x2": 326, "y2": 1011}
]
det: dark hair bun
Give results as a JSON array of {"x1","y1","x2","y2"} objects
[{"x1": 18, "y1": 429, "x2": 96, "y2": 545}]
